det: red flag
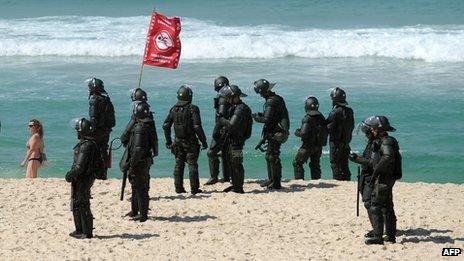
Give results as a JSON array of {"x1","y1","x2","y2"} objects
[{"x1": 143, "y1": 11, "x2": 181, "y2": 69}]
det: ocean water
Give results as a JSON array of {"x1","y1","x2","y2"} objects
[{"x1": 0, "y1": 0, "x2": 463, "y2": 183}]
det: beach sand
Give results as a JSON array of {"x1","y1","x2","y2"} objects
[{"x1": 0, "y1": 178, "x2": 463, "y2": 260}]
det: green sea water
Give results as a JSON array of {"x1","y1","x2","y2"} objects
[
  {"x1": 0, "y1": 57, "x2": 463, "y2": 183},
  {"x1": 0, "y1": 0, "x2": 463, "y2": 183}
]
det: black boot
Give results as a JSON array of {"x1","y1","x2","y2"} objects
[
  {"x1": 71, "y1": 207, "x2": 83, "y2": 237},
  {"x1": 138, "y1": 189, "x2": 149, "y2": 223},
  {"x1": 364, "y1": 230, "x2": 375, "y2": 238},
  {"x1": 207, "y1": 149, "x2": 220, "y2": 185},
  {"x1": 366, "y1": 205, "x2": 384, "y2": 245},
  {"x1": 223, "y1": 185, "x2": 234, "y2": 192},
  {"x1": 205, "y1": 177, "x2": 219, "y2": 185},
  {"x1": 80, "y1": 206, "x2": 93, "y2": 239}
]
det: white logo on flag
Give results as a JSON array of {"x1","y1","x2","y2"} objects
[{"x1": 154, "y1": 31, "x2": 173, "y2": 51}]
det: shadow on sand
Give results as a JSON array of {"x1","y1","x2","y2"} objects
[
  {"x1": 151, "y1": 215, "x2": 217, "y2": 222},
  {"x1": 151, "y1": 194, "x2": 211, "y2": 201},
  {"x1": 399, "y1": 228, "x2": 464, "y2": 244},
  {"x1": 95, "y1": 233, "x2": 159, "y2": 240},
  {"x1": 247, "y1": 182, "x2": 339, "y2": 194}
]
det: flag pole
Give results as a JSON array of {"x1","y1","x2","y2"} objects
[{"x1": 137, "y1": 8, "x2": 156, "y2": 89}]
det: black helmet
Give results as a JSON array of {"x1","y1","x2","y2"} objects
[
  {"x1": 377, "y1": 116, "x2": 396, "y2": 132},
  {"x1": 134, "y1": 102, "x2": 151, "y2": 120},
  {"x1": 358, "y1": 115, "x2": 377, "y2": 134},
  {"x1": 88, "y1": 78, "x2": 106, "y2": 94},
  {"x1": 220, "y1": 84, "x2": 247, "y2": 99},
  {"x1": 131, "y1": 88, "x2": 147, "y2": 102},
  {"x1": 358, "y1": 115, "x2": 396, "y2": 134},
  {"x1": 214, "y1": 76, "x2": 229, "y2": 92},
  {"x1": 253, "y1": 79, "x2": 275, "y2": 94},
  {"x1": 176, "y1": 85, "x2": 193, "y2": 106},
  {"x1": 75, "y1": 118, "x2": 93, "y2": 137},
  {"x1": 305, "y1": 96, "x2": 319, "y2": 114},
  {"x1": 330, "y1": 87, "x2": 347, "y2": 105}
]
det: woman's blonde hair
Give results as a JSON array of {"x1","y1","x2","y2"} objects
[{"x1": 29, "y1": 119, "x2": 44, "y2": 138}]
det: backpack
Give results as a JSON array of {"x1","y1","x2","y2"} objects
[
  {"x1": 393, "y1": 139, "x2": 402, "y2": 180},
  {"x1": 242, "y1": 105, "x2": 253, "y2": 140},
  {"x1": 89, "y1": 141, "x2": 106, "y2": 180},
  {"x1": 104, "y1": 96, "x2": 116, "y2": 129},
  {"x1": 341, "y1": 107, "x2": 354, "y2": 143},
  {"x1": 313, "y1": 115, "x2": 328, "y2": 147},
  {"x1": 173, "y1": 105, "x2": 193, "y2": 139}
]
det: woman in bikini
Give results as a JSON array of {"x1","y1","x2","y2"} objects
[{"x1": 21, "y1": 119, "x2": 45, "y2": 178}]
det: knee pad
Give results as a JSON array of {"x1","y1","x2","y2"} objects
[
  {"x1": 207, "y1": 149, "x2": 217, "y2": 158},
  {"x1": 364, "y1": 201, "x2": 371, "y2": 210},
  {"x1": 266, "y1": 154, "x2": 279, "y2": 164}
]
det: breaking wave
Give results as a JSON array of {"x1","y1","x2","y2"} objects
[{"x1": 1, "y1": 16, "x2": 463, "y2": 62}]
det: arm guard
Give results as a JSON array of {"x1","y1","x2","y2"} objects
[
  {"x1": 217, "y1": 96, "x2": 229, "y2": 118},
  {"x1": 326, "y1": 108, "x2": 341, "y2": 145},
  {"x1": 162, "y1": 108, "x2": 174, "y2": 145},
  {"x1": 88, "y1": 95, "x2": 99, "y2": 127},
  {"x1": 191, "y1": 105, "x2": 207, "y2": 144},
  {"x1": 129, "y1": 123, "x2": 146, "y2": 166},
  {"x1": 373, "y1": 137, "x2": 396, "y2": 177},
  {"x1": 120, "y1": 116, "x2": 136, "y2": 146},
  {"x1": 298, "y1": 116, "x2": 311, "y2": 139},
  {"x1": 67, "y1": 141, "x2": 92, "y2": 180},
  {"x1": 150, "y1": 120, "x2": 159, "y2": 157}
]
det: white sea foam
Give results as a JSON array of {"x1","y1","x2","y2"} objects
[{"x1": 0, "y1": 16, "x2": 463, "y2": 62}]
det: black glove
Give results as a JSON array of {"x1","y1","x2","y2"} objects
[
  {"x1": 348, "y1": 152, "x2": 358, "y2": 162},
  {"x1": 294, "y1": 128, "x2": 301, "y2": 137},
  {"x1": 252, "y1": 112, "x2": 264, "y2": 122},
  {"x1": 166, "y1": 142, "x2": 172, "y2": 150},
  {"x1": 201, "y1": 142, "x2": 208, "y2": 150},
  {"x1": 65, "y1": 172, "x2": 73, "y2": 183}
]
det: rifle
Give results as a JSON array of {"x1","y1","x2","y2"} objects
[{"x1": 356, "y1": 165, "x2": 360, "y2": 217}]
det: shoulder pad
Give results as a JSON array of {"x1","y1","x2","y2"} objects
[
  {"x1": 79, "y1": 140, "x2": 96, "y2": 151},
  {"x1": 218, "y1": 96, "x2": 228, "y2": 105},
  {"x1": 302, "y1": 115, "x2": 311, "y2": 123},
  {"x1": 133, "y1": 122, "x2": 146, "y2": 132},
  {"x1": 189, "y1": 104, "x2": 200, "y2": 113},
  {"x1": 382, "y1": 136, "x2": 397, "y2": 146}
]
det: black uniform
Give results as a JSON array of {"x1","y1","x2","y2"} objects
[
  {"x1": 367, "y1": 135, "x2": 400, "y2": 242},
  {"x1": 293, "y1": 111, "x2": 326, "y2": 180},
  {"x1": 208, "y1": 89, "x2": 231, "y2": 182},
  {"x1": 65, "y1": 139, "x2": 97, "y2": 238},
  {"x1": 127, "y1": 118, "x2": 158, "y2": 222},
  {"x1": 351, "y1": 138, "x2": 380, "y2": 230},
  {"x1": 218, "y1": 101, "x2": 253, "y2": 193},
  {"x1": 326, "y1": 105, "x2": 354, "y2": 180},
  {"x1": 163, "y1": 103, "x2": 208, "y2": 193},
  {"x1": 254, "y1": 93, "x2": 289, "y2": 189},
  {"x1": 89, "y1": 93, "x2": 114, "y2": 178}
]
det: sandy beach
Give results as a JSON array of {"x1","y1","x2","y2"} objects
[{"x1": 0, "y1": 178, "x2": 462, "y2": 260}]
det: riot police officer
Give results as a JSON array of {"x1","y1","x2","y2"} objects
[
  {"x1": 163, "y1": 85, "x2": 208, "y2": 194},
  {"x1": 88, "y1": 78, "x2": 116, "y2": 179},
  {"x1": 217, "y1": 85, "x2": 253, "y2": 193},
  {"x1": 205, "y1": 76, "x2": 231, "y2": 185},
  {"x1": 126, "y1": 102, "x2": 158, "y2": 222},
  {"x1": 252, "y1": 79, "x2": 290, "y2": 189},
  {"x1": 120, "y1": 88, "x2": 150, "y2": 146},
  {"x1": 326, "y1": 87, "x2": 354, "y2": 181},
  {"x1": 293, "y1": 96, "x2": 327, "y2": 180},
  {"x1": 349, "y1": 116, "x2": 381, "y2": 238},
  {"x1": 65, "y1": 118, "x2": 98, "y2": 239},
  {"x1": 350, "y1": 116, "x2": 401, "y2": 244}
]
